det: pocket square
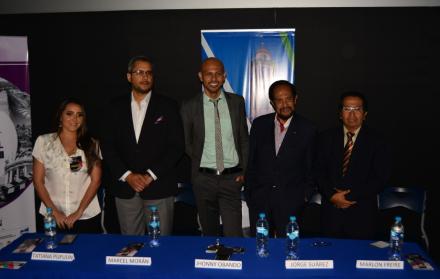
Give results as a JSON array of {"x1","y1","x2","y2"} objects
[{"x1": 154, "y1": 116, "x2": 164, "y2": 124}]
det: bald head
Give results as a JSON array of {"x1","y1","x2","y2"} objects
[
  {"x1": 199, "y1": 57, "x2": 226, "y2": 98},
  {"x1": 201, "y1": 57, "x2": 225, "y2": 72}
]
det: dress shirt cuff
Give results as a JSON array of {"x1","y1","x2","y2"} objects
[
  {"x1": 147, "y1": 169, "x2": 158, "y2": 181},
  {"x1": 120, "y1": 171, "x2": 132, "y2": 182}
]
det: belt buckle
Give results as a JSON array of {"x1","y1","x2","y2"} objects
[{"x1": 215, "y1": 170, "x2": 222, "y2": 175}]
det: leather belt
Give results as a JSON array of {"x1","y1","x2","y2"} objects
[{"x1": 199, "y1": 166, "x2": 242, "y2": 176}]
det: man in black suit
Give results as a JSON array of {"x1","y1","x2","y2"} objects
[
  {"x1": 101, "y1": 56, "x2": 184, "y2": 235},
  {"x1": 180, "y1": 57, "x2": 248, "y2": 237},
  {"x1": 245, "y1": 80, "x2": 317, "y2": 237},
  {"x1": 315, "y1": 91, "x2": 390, "y2": 239}
]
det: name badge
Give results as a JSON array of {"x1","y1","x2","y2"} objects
[
  {"x1": 285, "y1": 260, "x2": 334, "y2": 269},
  {"x1": 356, "y1": 260, "x2": 404, "y2": 269},
  {"x1": 195, "y1": 259, "x2": 242, "y2": 270},
  {"x1": 31, "y1": 252, "x2": 75, "y2": 262},
  {"x1": 106, "y1": 256, "x2": 152, "y2": 266}
]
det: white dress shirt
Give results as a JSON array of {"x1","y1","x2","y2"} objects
[
  {"x1": 32, "y1": 133, "x2": 101, "y2": 219},
  {"x1": 343, "y1": 126, "x2": 361, "y2": 146},
  {"x1": 274, "y1": 114, "x2": 293, "y2": 155},
  {"x1": 131, "y1": 91, "x2": 151, "y2": 143},
  {"x1": 120, "y1": 91, "x2": 157, "y2": 181}
]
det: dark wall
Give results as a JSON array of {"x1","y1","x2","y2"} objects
[{"x1": 1, "y1": 7, "x2": 439, "y2": 261}]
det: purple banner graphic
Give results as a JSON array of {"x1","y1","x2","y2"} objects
[{"x1": 0, "y1": 36, "x2": 35, "y2": 249}]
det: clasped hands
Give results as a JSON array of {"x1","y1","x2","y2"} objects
[
  {"x1": 330, "y1": 188, "x2": 357, "y2": 209},
  {"x1": 126, "y1": 173, "x2": 154, "y2": 192},
  {"x1": 53, "y1": 208, "x2": 82, "y2": 230}
]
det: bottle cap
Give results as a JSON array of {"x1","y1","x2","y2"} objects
[
  {"x1": 259, "y1": 213, "x2": 266, "y2": 218},
  {"x1": 150, "y1": 206, "x2": 157, "y2": 211},
  {"x1": 290, "y1": 216, "x2": 296, "y2": 222},
  {"x1": 395, "y1": 216, "x2": 402, "y2": 222},
  {"x1": 46, "y1": 207, "x2": 52, "y2": 214}
]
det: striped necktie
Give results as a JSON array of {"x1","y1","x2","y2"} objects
[
  {"x1": 342, "y1": 132, "x2": 354, "y2": 176},
  {"x1": 210, "y1": 99, "x2": 224, "y2": 173}
]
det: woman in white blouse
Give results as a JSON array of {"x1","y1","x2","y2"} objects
[{"x1": 32, "y1": 98, "x2": 102, "y2": 233}]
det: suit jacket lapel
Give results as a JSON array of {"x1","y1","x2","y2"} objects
[
  {"x1": 197, "y1": 93, "x2": 205, "y2": 143},
  {"x1": 138, "y1": 93, "x2": 156, "y2": 145},
  {"x1": 336, "y1": 126, "x2": 345, "y2": 161},
  {"x1": 350, "y1": 125, "x2": 366, "y2": 164},
  {"x1": 276, "y1": 114, "x2": 295, "y2": 157},
  {"x1": 124, "y1": 94, "x2": 138, "y2": 145},
  {"x1": 269, "y1": 116, "x2": 277, "y2": 158},
  {"x1": 224, "y1": 93, "x2": 239, "y2": 146}
]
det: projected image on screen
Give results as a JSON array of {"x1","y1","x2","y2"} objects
[{"x1": 0, "y1": 77, "x2": 32, "y2": 208}]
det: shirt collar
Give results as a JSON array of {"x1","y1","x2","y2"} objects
[
  {"x1": 275, "y1": 114, "x2": 293, "y2": 129},
  {"x1": 203, "y1": 90, "x2": 225, "y2": 104},
  {"x1": 131, "y1": 91, "x2": 152, "y2": 107},
  {"x1": 343, "y1": 125, "x2": 361, "y2": 137}
]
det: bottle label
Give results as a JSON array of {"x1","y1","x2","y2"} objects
[
  {"x1": 150, "y1": 221, "x2": 159, "y2": 229},
  {"x1": 391, "y1": 231, "x2": 403, "y2": 240},
  {"x1": 257, "y1": 227, "x2": 268, "y2": 236},
  {"x1": 287, "y1": 231, "x2": 299, "y2": 240},
  {"x1": 44, "y1": 222, "x2": 51, "y2": 230}
]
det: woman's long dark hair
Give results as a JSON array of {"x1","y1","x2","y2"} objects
[{"x1": 54, "y1": 98, "x2": 100, "y2": 174}]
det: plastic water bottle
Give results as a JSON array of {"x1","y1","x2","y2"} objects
[
  {"x1": 256, "y1": 212, "x2": 269, "y2": 257},
  {"x1": 389, "y1": 216, "x2": 404, "y2": 260},
  {"x1": 44, "y1": 207, "x2": 57, "y2": 249},
  {"x1": 286, "y1": 216, "x2": 299, "y2": 260},
  {"x1": 148, "y1": 206, "x2": 161, "y2": 247}
]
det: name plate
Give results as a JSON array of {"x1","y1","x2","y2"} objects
[
  {"x1": 356, "y1": 260, "x2": 404, "y2": 270},
  {"x1": 106, "y1": 256, "x2": 151, "y2": 266},
  {"x1": 195, "y1": 259, "x2": 242, "y2": 270},
  {"x1": 285, "y1": 260, "x2": 334, "y2": 269},
  {"x1": 31, "y1": 252, "x2": 75, "y2": 262}
]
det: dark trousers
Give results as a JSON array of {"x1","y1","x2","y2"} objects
[
  {"x1": 57, "y1": 213, "x2": 103, "y2": 234},
  {"x1": 321, "y1": 202, "x2": 378, "y2": 239},
  {"x1": 192, "y1": 172, "x2": 243, "y2": 237},
  {"x1": 248, "y1": 188, "x2": 304, "y2": 238}
]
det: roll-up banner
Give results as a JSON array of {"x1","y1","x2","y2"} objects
[
  {"x1": 201, "y1": 29, "x2": 295, "y2": 230},
  {"x1": 201, "y1": 29, "x2": 295, "y2": 122},
  {"x1": 0, "y1": 36, "x2": 35, "y2": 249}
]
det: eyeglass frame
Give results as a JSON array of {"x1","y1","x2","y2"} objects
[
  {"x1": 130, "y1": 69, "x2": 153, "y2": 78},
  {"x1": 342, "y1": 106, "x2": 364, "y2": 113}
]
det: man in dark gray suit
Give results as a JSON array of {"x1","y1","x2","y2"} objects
[{"x1": 180, "y1": 57, "x2": 249, "y2": 237}]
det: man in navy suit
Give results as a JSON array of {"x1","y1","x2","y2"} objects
[
  {"x1": 101, "y1": 56, "x2": 184, "y2": 235},
  {"x1": 315, "y1": 91, "x2": 390, "y2": 239},
  {"x1": 245, "y1": 80, "x2": 317, "y2": 237}
]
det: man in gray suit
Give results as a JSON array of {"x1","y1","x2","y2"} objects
[{"x1": 180, "y1": 57, "x2": 249, "y2": 237}]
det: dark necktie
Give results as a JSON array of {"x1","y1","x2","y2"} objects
[
  {"x1": 342, "y1": 132, "x2": 354, "y2": 176},
  {"x1": 278, "y1": 120, "x2": 285, "y2": 133},
  {"x1": 210, "y1": 99, "x2": 224, "y2": 173}
]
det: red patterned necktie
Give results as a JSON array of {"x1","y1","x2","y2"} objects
[
  {"x1": 277, "y1": 118, "x2": 285, "y2": 133},
  {"x1": 342, "y1": 132, "x2": 354, "y2": 176}
]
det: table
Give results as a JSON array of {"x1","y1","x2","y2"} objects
[{"x1": 1, "y1": 233, "x2": 438, "y2": 278}]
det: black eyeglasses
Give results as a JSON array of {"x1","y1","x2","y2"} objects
[
  {"x1": 342, "y1": 106, "x2": 363, "y2": 113},
  {"x1": 131, "y1": 70, "x2": 153, "y2": 77}
]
